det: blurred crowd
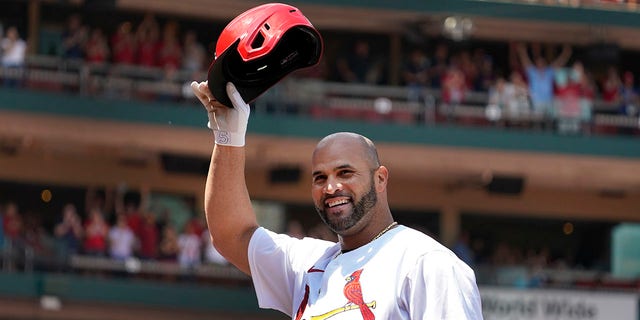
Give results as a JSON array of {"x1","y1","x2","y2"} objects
[
  {"x1": 0, "y1": 184, "x2": 346, "y2": 278},
  {"x1": 1, "y1": 11, "x2": 639, "y2": 135},
  {"x1": 0, "y1": 24, "x2": 27, "y2": 87},
  {"x1": 398, "y1": 41, "x2": 639, "y2": 133},
  {"x1": 57, "y1": 13, "x2": 207, "y2": 75},
  {"x1": 0, "y1": 187, "x2": 229, "y2": 276},
  {"x1": 0, "y1": 184, "x2": 598, "y2": 284},
  {"x1": 0, "y1": 13, "x2": 207, "y2": 92}
]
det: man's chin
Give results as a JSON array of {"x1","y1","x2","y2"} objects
[
  {"x1": 327, "y1": 216, "x2": 357, "y2": 234},
  {"x1": 319, "y1": 205, "x2": 357, "y2": 232}
]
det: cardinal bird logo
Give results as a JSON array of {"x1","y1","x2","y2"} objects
[
  {"x1": 305, "y1": 268, "x2": 377, "y2": 320},
  {"x1": 343, "y1": 269, "x2": 375, "y2": 320}
]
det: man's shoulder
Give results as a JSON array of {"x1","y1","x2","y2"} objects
[
  {"x1": 252, "y1": 227, "x2": 339, "y2": 259},
  {"x1": 391, "y1": 226, "x2": 448, "y2": 253},
  {"x1": 390, "y1": 227, "x2": 476, "y2": 276}
]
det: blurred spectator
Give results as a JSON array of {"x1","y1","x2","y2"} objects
[
  {"x1": 201, "y1": 230, "x2": 227, "y2": 265},
  {"x1": 486, "y1": 76, "x2": 510, "y2": 124},
  {"x1": 526, "y1": 247, "x2": 551, "y2": 288},
  {"x1": 286, "y1": 220, "x2": 305, "y2": 239},
  {"x1": 61, "y1": 14, "x2": 88, "y2": 59},
  {"x1": 115, "y1": 187, "x2": 147, "y2": 242},
  {"x1": 83, "y1": 208, "x2": 109, "y2": 256},
  {"x1": 2, "y1": 202, "x2": 22, "y2": 243},
  {"x1": 525, "y1": 246, "x2": 550, "y2": 270},
  {"x1": 336, "y1": 39, "x2": 384, "y2": 84},
  {"x1": 457, "y1": 50, "x2": 479, "y2": 90},
  {"x1": 108, "y1": 213, "x2": 136, "y2": 261},
  {"x1": 440, "y1": 65, "x2": 468, "y2": 121},
  {"x1": 135, "y1": 13, "x2": 159, "y2": 67},
  {"x1": 402, "y1": 47, "x2": 430, "y2": 103},
  {"x1": 619, "y1": 71, "x2": 639, "y2": 117},
  {"x1": 491, "y1": 241, "x2": 522, "y2": 266},
  {"x1": 84, "y1": 28, "x2": 110, "y2": 64},
  {"x1": 177, "y1": 222, "x2": 201, "y2": 270},
  {"x1": 578, "y1": 65, "x2": 596, "y2": 131},
  {"x1": 158, "y1": 224, "x2": 179, "y2": 261},
  {"x1": 475, "y1": 52, "x2": 496, "y2": 92},
  {"x1": 1, "y1": 26, "x2": 27, "y2": 87},
  {"x1": 0, "y1": 21, "x2": 3, "y2": 47},
  {"x1": 184, "y1": 215, "x2": 206, "y2": 238},
  {"x1": 138, "y1": 211, "x2": 159, "y2": 260},
  {"x1": 0, "y1": 204, "x2": 4, "y2": 250},
  {"x1": 85, "y1": 187, "x2": 114, "y2": 224},
  {"x1": 508, "y1": 42, "x2": 523, "y2": 76},
  {"x1": 600, "y1": 66, "x2": 622, "y2": 105},
  {"x1": 54, "y1": 203, "x2": 84, "y2": 262},
  {"x1": 453, "y1": 231, "x2": 475, "y2": 268},
  {"x1": 307, "y1": 222, "x2": 337, "y2": 242},
  {"x1": 428, "y1": 43, "x2": 449, "y2": 88},
  {"x1": 506, "y1": 71, "x2": 532, "y2": 125},
  {"x1": 517, "y1": 42, "x2": 572, "y2": 125},
  {"x1": 182, "y1": 30, "x2": 206, "y2": 72},
  {"x1": 1, "y1": 202, "x2": 22, "y2": 271},
  {"x1": 156, "y1": 20, "x2": 182, "y2": 69},
  {"x1": 111, "y1": 21, "x2": 136, "y2": 65},
  {"x1": 154, "y1": 208, "x2": 171, "y2": 236},
  {"x1": 23, "y1": 212, "x2": 54, "y2": 267},
  {"x1": 554, "y1": 61, "x2": 592, "y2": 134}
]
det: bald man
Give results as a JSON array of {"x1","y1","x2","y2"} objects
[{"x1": 191, "y1": 81, "x2": 483, "y2": 319}]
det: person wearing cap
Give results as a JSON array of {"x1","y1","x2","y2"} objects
[{"x1": 191, "y1": 3, "x2": 483, "y2": 319}]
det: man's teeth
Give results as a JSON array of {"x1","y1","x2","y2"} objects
[{"x1": 327, "y1": 199, "x2": 349, "y2": 208}]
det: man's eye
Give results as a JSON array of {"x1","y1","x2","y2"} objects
[
  {"x1": 339, "y1": 170, "x2": 354, "y2": 177},
  {"x1": 313, "y1": 176, "x2": 326, "y2": 184}
]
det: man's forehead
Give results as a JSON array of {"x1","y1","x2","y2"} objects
[
  {"x1": 312, "y1": 132, "x2": 378, "y2": 169},
  {"x1": 312, "y1": 147, "x2": 367, "y2": 173},
  {"x1": 313, "y1": 138, "x2": 362, "y2": 159}
]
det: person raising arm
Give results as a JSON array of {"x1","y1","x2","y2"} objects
[
  {"x1": 190, "y1": 81, "x2": 256, "y2": 274},
  {"x1": 191, "y1": 79, "x2": 482, "y2": 319}
]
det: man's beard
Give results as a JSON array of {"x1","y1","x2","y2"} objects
[{"x1": 315, "y1": 178, "x2": 377, "y2": 234}]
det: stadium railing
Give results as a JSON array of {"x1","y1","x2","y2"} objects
[{"x1": 0, "y1": 55, "x2": 637, "y2": 135}]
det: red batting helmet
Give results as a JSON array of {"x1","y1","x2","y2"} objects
[{"x1": 207, "y1": 3, "x2": 323, "y2": 107}]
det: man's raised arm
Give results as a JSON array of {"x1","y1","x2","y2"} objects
[{"x1": 191, "y1": 81, "x2": 259, "y2": 275}]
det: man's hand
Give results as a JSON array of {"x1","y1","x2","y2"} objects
[{"x1": 190, "y1": 81, "x2": 250, "y2": 147}]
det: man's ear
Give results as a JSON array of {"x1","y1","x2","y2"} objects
[{"x1": 375, "y1": 165, "x2": 389, "y2": 192}]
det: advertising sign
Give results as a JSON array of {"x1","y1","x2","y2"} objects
[{"x1": 481, "y1": 287, "x2": 638, "y2": 320}]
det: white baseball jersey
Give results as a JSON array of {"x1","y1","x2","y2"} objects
[{"x1": 248, "y1": 225, "x2": 483, "y2": 319}]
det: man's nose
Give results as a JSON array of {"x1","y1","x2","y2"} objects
[{"x1": 325, "y1": 178, "x2": 342, "y2": 194}]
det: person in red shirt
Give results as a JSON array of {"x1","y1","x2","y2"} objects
[
  {"x1": 111, "y1": 22, "x2": 136, "y2": 65},
  {"x1": 156, "y1": 21, "x2": 182, "y2": 69},
  {"x1": 83, "y1": 208, "x2": 109, "y2": 256},
  {"x1": 138, "y1": 212, "x2": 159, "y2": 260},
  {"x1": 135, "y1": 13, "x2": 159, "y2": 67},
  {"x1": 2, "y1": 202, "x2": 22, "y2": 242},
  {"x1": 84, "y1": 28, "x2": 110, "y2": 64},
  {"x1": 601, "y1": 66, "x2": 622, "y2": 105},
  {"x1": 441, "y1": 65, "x2": 468, "y2": 121},
  {"x1": 115, "y1": 187, "x2": 147, "y2": 244},
  {"x1": 554, "y1": 61, "x2": 595, "y2": 134}
]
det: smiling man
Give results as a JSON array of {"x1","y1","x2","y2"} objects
[
  {"x1": 311, "y1": 133, "x2": 393, "y2": 251},
  {"x1": 191, "y1": 76, "x2": 483, "y2": 318}
]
